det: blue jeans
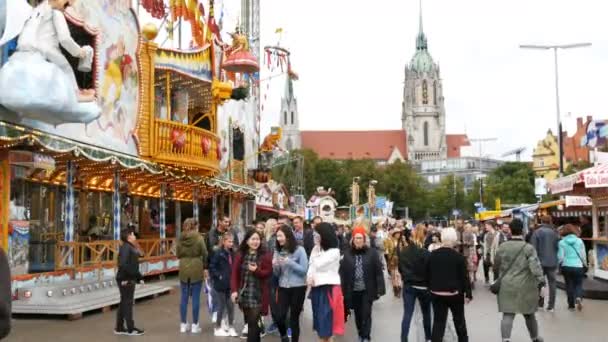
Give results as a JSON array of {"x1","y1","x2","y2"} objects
[
  {"x1": 180, "y1": 281, "x2": 203, "y2": 324},
  {"x1": 401, "y1": 286, "x2": 432, "y2": 342}
]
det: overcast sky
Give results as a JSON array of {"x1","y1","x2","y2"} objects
[
  {"x1": 139, "y1": 0, "x2": 607, "y2": 161},
  {"x1": 256, "y1": 0, "x2": 608, "y2": 160}
]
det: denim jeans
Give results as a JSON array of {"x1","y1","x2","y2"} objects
[
  {"x1": 180, "y1": 281, "x2": 203, "y2": 324},
  {"x1": 561, "y1": 266, "x2": 584, "y2": 308},
  {"x1": 401, "y1": 286, "x2": 432, "y2": 342}
]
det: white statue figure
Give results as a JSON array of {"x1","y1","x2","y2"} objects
[{"x1": 0, "y1": 0, "x2": 100, "y2": 126}]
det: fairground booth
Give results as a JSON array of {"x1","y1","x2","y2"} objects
[
  {"x1": 0, "y1": 0, "x2": 256, "y2": 317},
  {"x1": 550, "y1": 164, "x2": 608, "y2": 295}
]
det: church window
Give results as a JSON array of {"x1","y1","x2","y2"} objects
[
  {"x1": 291, "y1": 111, "x2": 294, "y2": 125},
  {"x1": 422, "y1": 80, "x2": 428, "y2": 105},
  {"x1": 423, "y1": 121, "x2": 429, "y2": 146},
  {"x1": 433, "y1": 81, "x2": 437, "y2": 105},
  {"x1": 284, "y1": 111, "x2": 287, "y2": 124}
]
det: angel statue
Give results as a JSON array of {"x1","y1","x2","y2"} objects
[{"x1": 0, "y1": 0, "x2": 100, "y2": 126}]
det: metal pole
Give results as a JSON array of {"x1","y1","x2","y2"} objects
[{"x1": 554, "y1": 48, "x2": 564, "y2": 176}]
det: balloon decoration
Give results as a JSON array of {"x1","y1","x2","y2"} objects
[
  {"x1": 171, "y1": 129, "x2": 187, "y2": 150},
  {"x1": 201, "y1": 136, "x2": 212, "y2": 156}
]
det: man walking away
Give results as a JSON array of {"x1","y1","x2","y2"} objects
[{"x1": 530, "y1": 215, "x2": 559, "y2": 312}]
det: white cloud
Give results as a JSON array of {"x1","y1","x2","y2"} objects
[{"x1": 258, "y1": 0, "x2": 608, "y2": 161}]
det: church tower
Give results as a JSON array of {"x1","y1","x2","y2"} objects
[
  {"x1": 402, "y1": 3, "x2": 447, "y2": 161},
  {"x1": 279, "y1": 76, "x2": 300, "y2": 151}
]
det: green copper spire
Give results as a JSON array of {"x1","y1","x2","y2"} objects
[
  {"x1": 416, "y1": 0, "x2": 427, "y2": 51},
  {"x1": 410, "y1": 0, "x2": 434, "y2": 72}
]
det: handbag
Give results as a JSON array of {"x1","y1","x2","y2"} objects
[{"x1": 490, "y1": 243, "x2": 527, "y2": 295}]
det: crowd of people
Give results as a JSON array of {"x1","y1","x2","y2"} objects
[{"x1": 112, "y1": 213, "x2": 589, "y2": 342}]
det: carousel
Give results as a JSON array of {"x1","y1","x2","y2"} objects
[{"x1": 0, "y1": 0, "x2": 257, "y2": 317}]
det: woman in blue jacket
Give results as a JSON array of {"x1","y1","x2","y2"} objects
[
  {"x1": 209, "y1": 233, "x2": 238, "y2": 337},
  {"x1": 558, "y1": 224, "x2": 587, "y2": 311},
  {"x1": 273, "y1": 225, "x2": 308, "y2": 342}
]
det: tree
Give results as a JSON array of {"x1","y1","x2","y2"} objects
[
  {"x1": 427, "y1": 174, "x2": 466, "y2": 218},
  {"x1": 565, "y1": 160, "x2": 592, "y2": 176},
  {"x1": 377, "y1": 161, "x2": 428, "y2": 219},
  {"x1": 484, "y1": 162, "x2": 536, "y2": 206}
]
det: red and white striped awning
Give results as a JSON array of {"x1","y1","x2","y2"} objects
[{"x1": 549, "y1": 164, "x2": 608, "y2": 194}]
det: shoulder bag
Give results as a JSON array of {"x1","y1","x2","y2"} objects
[
  {"x1": 490, "y1": 243, "x2": 527, "y2": 295},
  {"x1": 561, "y1": 243, "x2": 588, "y2": 275}
]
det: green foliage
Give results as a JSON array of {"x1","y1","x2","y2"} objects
[
  {"x1": 484, "y1": 162, "x2": 536, "y2": 206},
  {"x1": 565, "y1": 160, "x2": 592, "y2": 176}
]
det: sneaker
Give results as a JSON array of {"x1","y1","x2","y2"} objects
[
  {"x1": 266, "y1": 322, "x2": 277, "y2": 335},
  {"x1": 576, "y1": 298, "x2": 583, "y2": 311},
  {"x1": 240, "y1": 324, "x2": 248, "y2": 339},
  {"x1": 568, "y1": 307, "x2": 576, "y2": 312},
  {"x1": 214, "y1": 327, "x2": 230, "y2": 337},
  {"x1": 212, "y1": 311, "x2": 218, "y2": 323},
  {"x1": 127, "y1": 328, "x2": 145, "y2": 336},
  {"x1": 113, "y1": 328, "x2": 127, "y2": 335},
  {"x1": 180, "y1": 323, "x2": 189, "y2": 333},
  {"x1": 228, "y1": 327, "x2": 239, "y2": 337},
  {"x1": 287, "y1": 327, "x2": 292, "y2": 338},
  {"x1": 545, "y1": 307, "x2": 555, "y2": 313},
  {"x1": 221, "y1": 317, "x2": 229, "y2": 331},
  {"x1": 191, "y1": 323, "x2": 201, "y2": 334}
]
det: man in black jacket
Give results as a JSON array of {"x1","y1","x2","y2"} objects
[
  {"x1": 397, "y1": 235, "x2": 432, "y2": 342},
  {"x1": 530, "y1": 215, "x2": 559, "y2": 311},
  {"x1": 115, "y1": 229, "x2": 144, "y2": 336},
  {"x1": 293, "y1": 216, "x2": 314, "y2": 257}
]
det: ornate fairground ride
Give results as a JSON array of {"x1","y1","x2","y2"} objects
[{"x1": 0, "y1": 0, "x2": 262, "y2": 317}]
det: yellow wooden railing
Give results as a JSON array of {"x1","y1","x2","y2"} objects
[
  {"x1": 152, "y1": 118, "x2": 220, "y2": 172},
  {"x1": 55, "y1": 238, "x2": 177, "y2": 270}
]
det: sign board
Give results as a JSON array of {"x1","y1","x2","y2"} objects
[
  {"x1": 375, "y1": 196, "x2": 386, "y2": 209},
  {"x1": 535, "y1": 178, "x2": 547, "y2": 195},
  {"x1": 565, "y1": 196, "x2": 592, "y2": 207},
  {"x1": 584, "y1": 173, "x2": 608, "y2": 188},
  {"x1": 548, "y1": 176, "x2": 575, "y2": 194}
]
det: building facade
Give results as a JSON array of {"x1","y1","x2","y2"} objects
[
  {"x1": 279, "y1": 5, "x2": 468, "y2": 168},
  {"x1": 401, "y1": 10, "x2": 447, "y2": 161}
]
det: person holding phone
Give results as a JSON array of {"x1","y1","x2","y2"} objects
[
  {"x1": 273, "y1": 225, "x2": 308, "y2": 342},
  {"x1": 231, "y1": 230, "x2": 272, "y2": 342}
]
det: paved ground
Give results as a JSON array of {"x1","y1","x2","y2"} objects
[{"x1": 9, "y1": 276, "x2": 608, "y2": 341}]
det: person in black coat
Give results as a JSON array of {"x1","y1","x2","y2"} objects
[
  {"x1": 340, "y1": 226, "x2": 386, "y2": 342},
  {"x1": 427, "y1": 228, "x2": 472, "y2": 342},
  {"x1": 115, "y1": 229, "x2": 144, "y2": 336},
  {"x1": 0, "y1": 248, "x2": 11, "y2": 340}
]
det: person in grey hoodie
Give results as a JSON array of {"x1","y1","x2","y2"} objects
[
  {"x1": 273, "y1": 225, "x2": 308, "y2": 342},
  {"x1": 530, "y1": 215, "x2": 560, "y2": 311}
]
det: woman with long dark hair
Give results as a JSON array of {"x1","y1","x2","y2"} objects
[
  {"x1": 115, "y1": 228, "x2": 144, "y2": 336},
  {"x1": 307, "y1": 222, "x2": 344, "y2": 342},
  {"x1": 273, "y1": 225, "x2": 308, "y2": 342},
  {"x1": 231, "y1": 229, "x2": 272, "y2": 342},
  {"x1": 340, "y1": 226, "x2": 385, "y2": 342}
]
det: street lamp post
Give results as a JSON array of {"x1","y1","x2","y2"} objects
[{"x1": 520, "y1": 43, "x2": 592, "y2": 176}]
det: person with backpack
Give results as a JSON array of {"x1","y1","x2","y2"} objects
[
  {"x1": 231, "y1": 229, "x2": 272, "y2": 342},
  {"x1": 494, "y1": 219, "x2": 545, "y2": 342}
]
